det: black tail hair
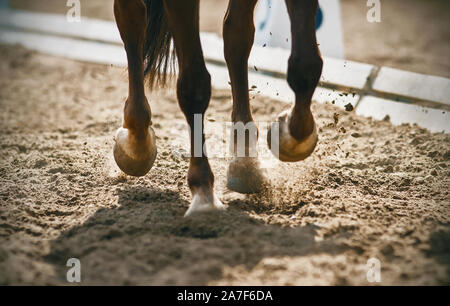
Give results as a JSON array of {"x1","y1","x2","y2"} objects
[{"x1": 143, "y1": 0, "x2": 175, "y2": 89}]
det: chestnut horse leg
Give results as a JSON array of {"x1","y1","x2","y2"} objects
[
  {"x1": 268, "y1": 0, "x2": 323, "y2": 162},
  {"x1": 223, "y1": 0, "x2": 266, "y2": 194},
  {"x1": 113, "y1": 0, "x2": 157, "y2": 176},
  {"x1": 163, "y1": 0, "x2": 225, "y2": 216}
]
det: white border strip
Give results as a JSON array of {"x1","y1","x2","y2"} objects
[
  {"x1": 357, "y1": 96, "x2": 450, "y2": 133},
  {"x1": 372, "y1": 67, "x2": 450, "y2": 106},
  {"x1": 0, "y1": 9, "x2": 121, "y2": 44}
]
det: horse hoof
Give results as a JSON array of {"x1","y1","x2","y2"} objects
[
  {"x1": 113, "y1": 126, "x2": 157, "y2": 177},
  {"x1": 226, "y1": 157, "x2": 266, "y2": 194},
  {"x1": 184, "y1": 187, "x2": 226, "y2": 217},
  {"x1": 267, "y1": 109, "x2": 318, "y2": 162}
]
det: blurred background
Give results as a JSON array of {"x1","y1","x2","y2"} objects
[{"x1": 8, "y1": 0, "x2": 450, "y2": 78}]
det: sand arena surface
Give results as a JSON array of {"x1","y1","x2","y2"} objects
[{"x1": 0, "y1": 46, "x2": 449, "y2": 285}]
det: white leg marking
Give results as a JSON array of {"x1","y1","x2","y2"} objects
[{"x1": 184, "y1": 187, "x2": 226, "y2": 217}]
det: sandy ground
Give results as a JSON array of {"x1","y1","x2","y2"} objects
[
  {"x1": 9, "y1": 0, "x2": 450, "y2": 78},
  {"x1": 0, "y1": 45, "x2": 449, "y2": 285}
]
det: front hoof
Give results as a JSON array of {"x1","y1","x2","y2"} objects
[
  {"x1": 184, "y1": 187, "x2": 226, "y2": 217},
  {"x1": 267, "y1": 110, "x2": 318, "y2": 162},
  {"x1": 227, "y1": 157, "x2": 266, "y2": 194},
  {"x1": 113, "y1": 127, "x2": 157, "y2": 177}
]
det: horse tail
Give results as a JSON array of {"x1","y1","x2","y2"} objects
[{"x1": 142, "y1": 0, "x2": 175, "y2": 89}]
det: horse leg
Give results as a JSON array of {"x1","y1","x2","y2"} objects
[
  {"x1": 113, "y1": 0, "x2": 157, "y2": 176},
  {"x1": 163, "y1": 0, "x2": 225, "y2": 216},
  {"x1": 268, "y1": 0, "x2": 323, "y2": 162},
  {"x1": 223, "y1": 0, "x2": 266, "y2": 194}
]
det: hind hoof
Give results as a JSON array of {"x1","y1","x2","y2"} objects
[
  {"x1": 184, "y1": 187, "x2": 226, "y2": 217},
  {"x1": 267, "y1": 110, "x2": 318, "y2": 162},
  {"x1": 226, "y1": 157, "x2": 266, "y2": 194},
  {"x1": 113, "y1": 127, "x2": 157, "y2": 177}
]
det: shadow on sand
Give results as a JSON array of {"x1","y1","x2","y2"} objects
[{"x1": 44, "y1": 185, "x2": 350, "y2": 285}]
